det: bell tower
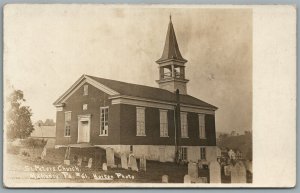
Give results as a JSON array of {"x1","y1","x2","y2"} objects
[{"x1": 156, "y1": 16, "x2": 189, "y2": 94}]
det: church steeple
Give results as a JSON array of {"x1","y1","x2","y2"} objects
[
  {"x1": 156, "y1": 15, "x2": 187, "y2": 64},
  {"x1": 156, "y1": 16, "x2": 189, "y2": 94}
]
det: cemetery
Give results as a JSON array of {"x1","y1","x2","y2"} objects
[{"x1": 6, "y1": 143, "x2": 252, "y2": 184}]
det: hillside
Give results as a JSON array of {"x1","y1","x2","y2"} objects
[{"x1": 217, "y1": 134, "x2": 252, "y2": 160}]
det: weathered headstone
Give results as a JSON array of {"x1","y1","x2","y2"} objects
[
  {"x1": 209, "y1": 161, "x2": 221, "y2": 183},
  {"x1": 102, "y1": 163, "x2": 108, "y2": 171},
  {"x1": 188, "y1": 162, "x2": 198, "y2": 179},
  {"x1": 184, "y1": 174, "x2": 191, "y2": 183},
  {"x1": 41, "y1": 147, "x2": 47, "y2": 160},
  {"x1": 64, "y1": 159, "x2": 70, "y2": 165},
  {"x1": 245, "y1": 160, "x2": 252, "y2": 174},
  {"x1": 224, "y1": 165, "x2": 231, "y2": 176},
  {"x1": 231, "y1": 161, "x2": 246, "y2": 183},
  {"x1": 162, "y1": 175, "x2": 168, "y2": 183},
  {"x1": 121, "y1": 154, "x2": 128, "y2": 169},
  {"x1": 228, "y1": 149, "x2": 236, "y2": 160},
  {"x1": 77, "y1": 157, "x2": 82, "y2": 166},
  {"x1": 139, "y1": 156, "x2": 147, "y2": 172},
  {"x1": 106, "y1": 148, "x2": 115, "y2": 167},
  {"x1": 87, "y1": 158, "x2": 93, "y2": 168},
  {"x1": 128, "y1": 155, "x2": 138, "y2": 171}
]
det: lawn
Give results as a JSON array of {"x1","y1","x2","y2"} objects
[{"x1": 5, "y1": 144, "x2": 251, "y2": 185}]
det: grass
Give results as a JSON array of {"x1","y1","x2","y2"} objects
[{"x1": 5, "y1": 145, "x2": 252, "y2": 184}]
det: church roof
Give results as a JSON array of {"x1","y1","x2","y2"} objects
[
  {"x1": 156, "y1": 17, "x2": 187, "y2": 64},
  {"x1": 86, "y1": 75, "x2": 217, "y2": 109}
]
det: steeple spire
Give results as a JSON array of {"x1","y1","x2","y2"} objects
[
  {"x1": 156, "y1": 16, "x2": 189, "y2": 95},
  {"x1": 156, "y1": 16, "x2": 187, "y2": 64}
]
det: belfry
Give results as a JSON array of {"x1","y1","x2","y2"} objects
[{"x1": 156, "y1": 16, "x2": 189, "y2": 94}]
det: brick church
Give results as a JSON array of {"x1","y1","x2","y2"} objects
[{"x1": 53, "y1": 17, "x2": 218, "y2": 163}]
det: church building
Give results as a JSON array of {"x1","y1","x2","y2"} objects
[{"x1": 53, "y1": 17, "x2": 218, "y2": 163}]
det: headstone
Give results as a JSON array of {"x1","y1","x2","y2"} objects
[
  {"x1": 83, "y1": 156, "x2": 87, "y2": 162},
  {"x1": 245, "y1": 160, "x2": 252, "y2": 174},
  {"x1": 224, "y1": 165, "x2": 231, "y2": 176},
  {"x1": 41, "y1": 147, "x2": 47, "y2": 160},
  {"x1": 188, "y1": 162, "x2": 198, "y2": 179},
  {"x1": 64, "y1": 159, "x2": 70, "y2": 165},
  {"x1": 184, "y1": 175, "x2": 191, "y2": 183},
  {"x1": 121, "y1": 154, "x2": 128, "y2": 169},
  {"x1": 102, "y1": 163, "x2": 108, "y2": 171},
  {"x1": 209, "y1": 161, "x2": 221, "y2": 183},
  {"x1": 162, "y1": 175, "x2": 168, "y2": 183},
  {"x1": 77, "y1": 157, "x2": 82, "y2": 166},
  {"x1": 139, "y1": 156, "x2": 147, "y2": 172},
  {"x1": 128, "y1": 155, "x2": 138, "y2": 171},
  {"x1": 228, "y1": 149, "x2": 236, "y2": 160},
  {"x1": 231, "y1": 161, "x2": 246, "y2": 183},
  {"x1": 87, "y1": 158, "x2": 93, "y2": 168},
  {"x1": 106, "y1": 148, "x2": 115, "y2": 167}
]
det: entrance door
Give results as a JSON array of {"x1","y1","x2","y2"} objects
[
  {"x1": 81, "y1": 121, "x2": 89, "y2": 143},
  {"x1": 78, "y1": 118, "x2": 90, "y2": 143}
]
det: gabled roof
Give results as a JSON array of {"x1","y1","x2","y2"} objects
[
  {"x1": 53, "y1": 75, "x2": 217, "y2": 110},
  {"x1": 86, "y1": 75, "x2": 217, "y2": 109},
  {"x1": 156, "y1": 17, "x2": 187, "y2": 64}
]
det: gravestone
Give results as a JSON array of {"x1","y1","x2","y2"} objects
[
  {"x1": 77, "y1": 157, "x2": 82, "y2": 166},
  {"x1": 188, "y1": 162, "x2": 198, "y2": 179},
  {"x1": 106, "y1": 148, "x2": 115, "y2": 167},
  {"x1": 129, "y1": 155, "x2": 138, "y2": 172},
  {"x1": 209, "y1": 161, "x2": 221, "y2": 183},
  {"x1": 41, "y1": 147, "x2": 47, "y2": 160},
  {"x1": 87, "y1": 158, "x2": 93, "y2": 168},
  {"x1": 139, "y1": 156, "x2": 147, "y2": 172},
  {"x1": 83, "y1": 156, "x2": 87, "y2": 162},
  {"x1": 162, "y1": 175, "x2": 168, "y2": 183},
  {"x1": 228, "y1": 149, "x2": 236, "y2": 160},
  {"x1": 231, "y1": 161, "x2": 246, "y2": 183},
  {"x1": 64, "y1": 159, "x2": 70, "y2": 165},
  {"x1": 245, "y1": 160, "x2": 252, "y2": 174},
  {"x1": 102, "y1": 163, "x2": 108, "y2": 171},
  {"x1": 224, "y1": 165, "x2": 231, "y2": 176},
  {"x1": 184, "y1": 175, "x2": 191, "y2": 183},
  {"x1": 121, "y1": 154, "x2": 128, "y2": 169}
]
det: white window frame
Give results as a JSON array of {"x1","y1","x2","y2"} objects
[
  {"x1": 64, "y1": 111, "x2": 72, "y2": 137},
  {"x1": 159, "y1": 109, "x2": 168, "y2": 137},
  {"x1": 180, "y1": 112, "x2": 188, "y2": 138},
  {"x1": 83, "y1": 85, "x2": 88, "y2": 95},
  {"x1": 83, "y1": 104, "x2": 88, "y2": 110},
  {"x1": 200, "y1": 147, "x2": 206, "y2": 160},
  {"x1": 136, "y1": 107, "x2": 146, "y2": 136},
  {"x1": 198, "y1": 114, "x2": 206, "y2": 139},
  {"x1": 180, "y1": 147, "x2": 188, "y2": 161},
  {"x1": 100, "y1": 106, "x2": 109, "y2": 136}
]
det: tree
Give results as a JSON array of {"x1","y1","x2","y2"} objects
[
  {"x1": 44, "y1": 119, "x2": 55, "y2": 126},
  {"x1": 6, "y1": 90, "x2": 34, "y2": 139}
]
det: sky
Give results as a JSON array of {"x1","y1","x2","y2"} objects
[{"x1": 4, "y1": 5, "x2": 252, "y2": 133}]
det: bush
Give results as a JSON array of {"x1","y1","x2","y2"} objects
[
  {"x1": 20, "y1": 138, "x2": 47, "y2": 148},
  {"x1": 21, "y1": 151, "x2": 30, "y2": 157}
]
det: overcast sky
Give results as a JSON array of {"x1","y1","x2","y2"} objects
[{"x1": 4, "y1": 5, "x2": 252, "y2": 133}]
